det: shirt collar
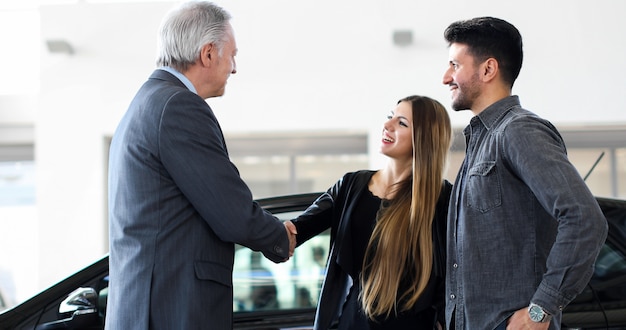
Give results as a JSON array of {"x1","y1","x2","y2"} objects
[
  {"x1": 475, "y1": 95, "x2": 521, "y2": 130},
  {"x1": 158, "y1": 66, "x2": 197, "y2": 94}
]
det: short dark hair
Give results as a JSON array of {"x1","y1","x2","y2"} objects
[{"x1": 444, "y1": 17, "x2": 523, "y2": 88}]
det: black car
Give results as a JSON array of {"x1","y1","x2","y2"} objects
[{"x1": 0, "y1": 193, "x2": 625, "y2": 330}]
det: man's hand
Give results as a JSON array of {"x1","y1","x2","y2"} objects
[
  {"x1": 284, "y1": 220, "x2": 297, "y2": 257},
  {"x1": 506, "y1": 307, "x2": 550, "y2": 330}
]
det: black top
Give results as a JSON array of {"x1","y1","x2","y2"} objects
[{"x1": 337, "y1": 189, "x2": 437, "y2": 330}]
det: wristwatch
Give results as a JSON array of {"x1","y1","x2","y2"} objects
[{"x1": 528, "y1": 303, "x2": 552, "y2": 323}]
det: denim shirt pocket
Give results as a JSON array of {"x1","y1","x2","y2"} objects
[{"x1": 467, "y1": 161, "x2": 501, "y2": 213}]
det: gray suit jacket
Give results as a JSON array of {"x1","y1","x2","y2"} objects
[{"x1": 106, "y1": 69, "x2": 289, "y2": 329}]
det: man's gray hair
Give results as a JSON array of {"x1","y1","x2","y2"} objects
[{"x1": 156, "y1": 1, "x2": 232, "y2": 72}]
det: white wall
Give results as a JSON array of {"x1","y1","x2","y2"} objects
[
  {"x1": 20, "y1": 0, "x2": 626, "y2": 291},
  {"x1": 35, "y1": 1, "x2": 175, "y2": 292}
]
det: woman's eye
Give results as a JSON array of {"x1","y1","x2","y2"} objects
[
  {"x1": 386, "y1": 115, "x2": 393, "y2": 120},
  {"x1": 400, "y1": 121, "x2": 408, "y2": 127}
]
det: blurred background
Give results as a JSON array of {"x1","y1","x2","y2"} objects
[{"x1": 0, "y1": 0, "x2": 625, "y2": 311}]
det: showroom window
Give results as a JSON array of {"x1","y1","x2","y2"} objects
[{"x1": 227, "y1": 132, "x2": 369, "y2": 198}]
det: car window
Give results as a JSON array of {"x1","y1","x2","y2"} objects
[
  {"x1": 563, "y1": 198, "x2": 626, "y2": 328},
  {"x1": 591, "y1": 241, "x2": 626, "y2": 291},
  {"x1": 587, "y1": 214, "x2": 626, "y2": 309},
  {"x1": 233, "y1": 210, "x2": 329, "y2": 312},
  {"x1": 594, "y1": 243, "x2": 626, "y2": 278},
  {"x1": 564, "y1": 240, "x2": 626, "y2": 327}
]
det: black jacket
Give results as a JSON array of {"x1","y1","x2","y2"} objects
[{"x1": 292, "y1": 170, "x2": 452, "y2": 329}]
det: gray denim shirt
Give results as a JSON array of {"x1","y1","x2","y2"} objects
[{"x1": 446, "y1": 96, "x2": 608, "y2": 330}]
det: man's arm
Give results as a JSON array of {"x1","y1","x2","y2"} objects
[
  {"x1": 505, "y1": 117, "x2": 608, "y2": 314},
  {"x1": 159, "y1": 91, "x2": 292, "y2": 261}
]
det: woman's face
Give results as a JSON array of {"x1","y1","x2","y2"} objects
[{"x1": 380, "y1": 101, "x2": 413, "y2": 161}]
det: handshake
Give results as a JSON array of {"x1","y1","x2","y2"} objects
[{"x1": 283, "y1": 220, "x2": 298, "y2": 261}]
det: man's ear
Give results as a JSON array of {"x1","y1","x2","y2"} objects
[
  {"x1": 481, "y1": 58, "x2": 498, "y2": 82},
  {"x1": 200, "y1": 43, "x2": 214, "y2": 66}
]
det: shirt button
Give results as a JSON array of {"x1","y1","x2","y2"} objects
[
  {"x1": 453, "y1": 263, "x2": 458, "y2": 268},
  {"x1": 450, "y1": 294, "x2": 456, "y2": 300}
]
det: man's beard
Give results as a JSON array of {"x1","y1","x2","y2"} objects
[
  {"x1": 451, "y1": 73, "x2": 481, "y2": 111},
  {"x1": 451, "y1": 93, "x2": 472, "y2": 111}
]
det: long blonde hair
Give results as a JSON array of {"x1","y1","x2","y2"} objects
[{"x1": 360, "y1": 95, "x2": 452, "y2": 319}]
